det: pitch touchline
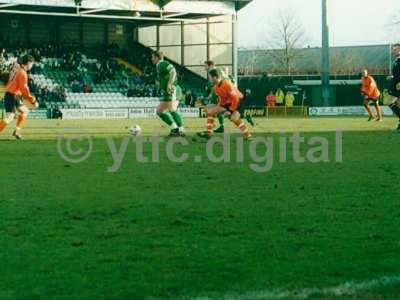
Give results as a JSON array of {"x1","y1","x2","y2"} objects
[{"x1": 183, "y1": 274, "x2": 400, "y2": 300}]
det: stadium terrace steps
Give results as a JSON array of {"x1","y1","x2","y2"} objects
[
  {"x1": 30, "y1": 74, "x2": 58, "y2": 90},
  {"x1": 66, "y1": 92, "x2": 160, "y2": 109},
  {"x1": 38, "y1": 56, "x2": 140, "y2": 94},
  {"x1": 114, "y1": 58, "x2": 142, "y2": 75}
]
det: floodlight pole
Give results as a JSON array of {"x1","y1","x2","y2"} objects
[
  {"x1": 321, "y1": 0, "x2": 330, "y2": 106},
  {"x1": 389, "y1": 43, "x2": 392, "y2": 74},
  {"x1": 232, "y1": 12, "x2": 238, "y2": 84}
]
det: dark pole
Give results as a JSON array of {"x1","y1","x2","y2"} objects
[{"x1": 321, "y1": 0, "x2": 330, "y2": 106}]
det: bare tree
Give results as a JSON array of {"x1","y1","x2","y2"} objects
[
  {"x1": 264, "y1": 9, "x2": 308, "y2": 75},
  {"x1": 383, "y1": 10, "x2": 400, "y2": 45}
]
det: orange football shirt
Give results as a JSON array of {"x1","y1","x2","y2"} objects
[
  {"x1": 213, "y1": 80, "x2": 243, "y2": 111},
  {"x1": 6, "y1": 64, "x2": 35, "y2": 103},
  {"x1": 361, "y1": 76, "x2": 380, "y2": 99}
]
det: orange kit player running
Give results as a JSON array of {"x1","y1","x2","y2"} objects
[
  {"x1": 197, "y1": 69, "x2": 252, "y2": 139},
  {"x1": 361, "y1": 69, "x2": 382, "y2": 122},
  {"x1": 0, "y1": 55, "x2": 38, "y2": 139}
]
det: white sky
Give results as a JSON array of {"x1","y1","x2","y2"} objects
[{"x1": 238, "y1": 0, "x2": 399, "y2": 48}]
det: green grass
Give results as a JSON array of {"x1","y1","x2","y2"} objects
[{"x1": 0, "y1": 117, "x2": 400, "y2": 300}]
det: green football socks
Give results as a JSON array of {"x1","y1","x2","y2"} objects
[
  {"x1": 217, "y1": 115, "x2": 225, "y2": 128},
  {"x1": 158, "y1": 112, "x2": 174, "y2": 126},
  {"x1": 170, "y1": 111, "x2": 183, "y2": 127}
]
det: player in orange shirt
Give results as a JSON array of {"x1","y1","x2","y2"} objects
[
  {"x1": 0, "y1": 55, "x2": 38, "y2": 139},
  {"x1": 197, "y1": 69, "x2": 252, "y2": 139},
  {"x1": 361, "y1": 69, "x2": 382, "y2": 122}
]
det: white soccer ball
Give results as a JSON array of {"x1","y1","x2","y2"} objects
[{"x1": 129, "y1": 124, "x2": 142, "y2": 136}]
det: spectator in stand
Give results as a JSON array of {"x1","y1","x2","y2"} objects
[
  {"x1": 31, "y1": 47, "x2": 42, "y2": 62},
  {"x1": 1, "y1": 43, "x2": 191, "y2": 103},
  {"x1": 52, "y1": 108, "x2": 63, "y2": 119},
  {"x1": 83, "y1": 83, "x2": 92, "y2": 94},
  {"x1": 28, "y1": 77, "x2": 37, "y2": 94},
  {"x1": 266, "y1": 90, "x2": 276, "y2": 107},
  {"x1": 39, "y1": 87, "x2": 49, "y2": 103},
  {"x1": 285, "y1": 92, "x2": 295, "y2": 107},
  {"x1": 275, "y1": 88, "x2": 285, "y2": 106},
  {"x1": 95, "y1": 61, "x2": 102, "y2": 71},
  {"x1": 0, "y1": 48, "x2": 6, "y2": 65},
  {"x1": 127, "y1": 85, "x2": 136, "y2": 98},
  {"x1": 54, "y1": 85, "x2": 66, "y2": 102},
  {"x1": 132, "y1": 74, "x2": 143, "y2": 85},
  {"x1": 71, "y1": 79, "x2": 81, "y2": 93},
  {"x1": 50, "y1": 59, "x2": 60, "y2": 70},
  {"x1": 0, "y1": 51, "x2": 11, "y2": 82},
  {"x1": 73, "y1": 51, "x2": 82, "y2": 68}
]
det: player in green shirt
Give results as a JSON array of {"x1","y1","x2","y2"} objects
[{"x1": 152, "y1": 51, "x2": 185, "y2": 137}]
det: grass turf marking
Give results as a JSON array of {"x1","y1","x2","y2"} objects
[{"x1": 186, "y1": 274, "x2": 400, "y2": 300}]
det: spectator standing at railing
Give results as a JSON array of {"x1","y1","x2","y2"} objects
[
  {"x1": 275, "y1": 88, "x2": 285, "y2": 106},
  {"x1": 28, "y1": 77, "x2": 37, "y2": 94},
  {"x1": 382, "y1": 89, "x2": 392, "y2": 106},
  {"x1": 185, "y1": 90, "x2": 195, "y2": 107},
  {"x1": 285, "y1": 92, "x2": 295, "y2": 107},
  {"x1": 266, "y1": 90, "x2": 276, "y2": 107}
]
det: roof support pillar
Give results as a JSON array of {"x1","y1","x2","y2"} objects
[
  {"x1": 321, "y1": 0, "x2": 330, "y2": 106},
  {"x1": 180, "y1": 21, "x2": 185, "y2": 65},
  {"x1": 206, "y1": 18, "x2": 210, "y2": 61},
  {"x1": 156, "y1": 24, "x2": 160, "y2": 50}
]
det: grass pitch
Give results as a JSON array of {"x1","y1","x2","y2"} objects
[{"x1": 0, "y1": 117, "x2": 400, "y2": 300}]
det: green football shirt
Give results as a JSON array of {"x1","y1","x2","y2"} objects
[{"x1": 156, "y1": 60, "x2": 176, "y2": 92}]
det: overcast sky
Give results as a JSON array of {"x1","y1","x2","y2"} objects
[{"x1": 238, "y1": 0, "x2": 399, "y2": 48}]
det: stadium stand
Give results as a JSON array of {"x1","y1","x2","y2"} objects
[
  {"x1": 0, "y1": 0, "x2": 253, "y2": 120},
  {"x1": 0, "y1": 45, "x2": 185, "y2": 110},
  {"x1": 0, "y1": 41, "x2": 208, "y2": 111}
]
